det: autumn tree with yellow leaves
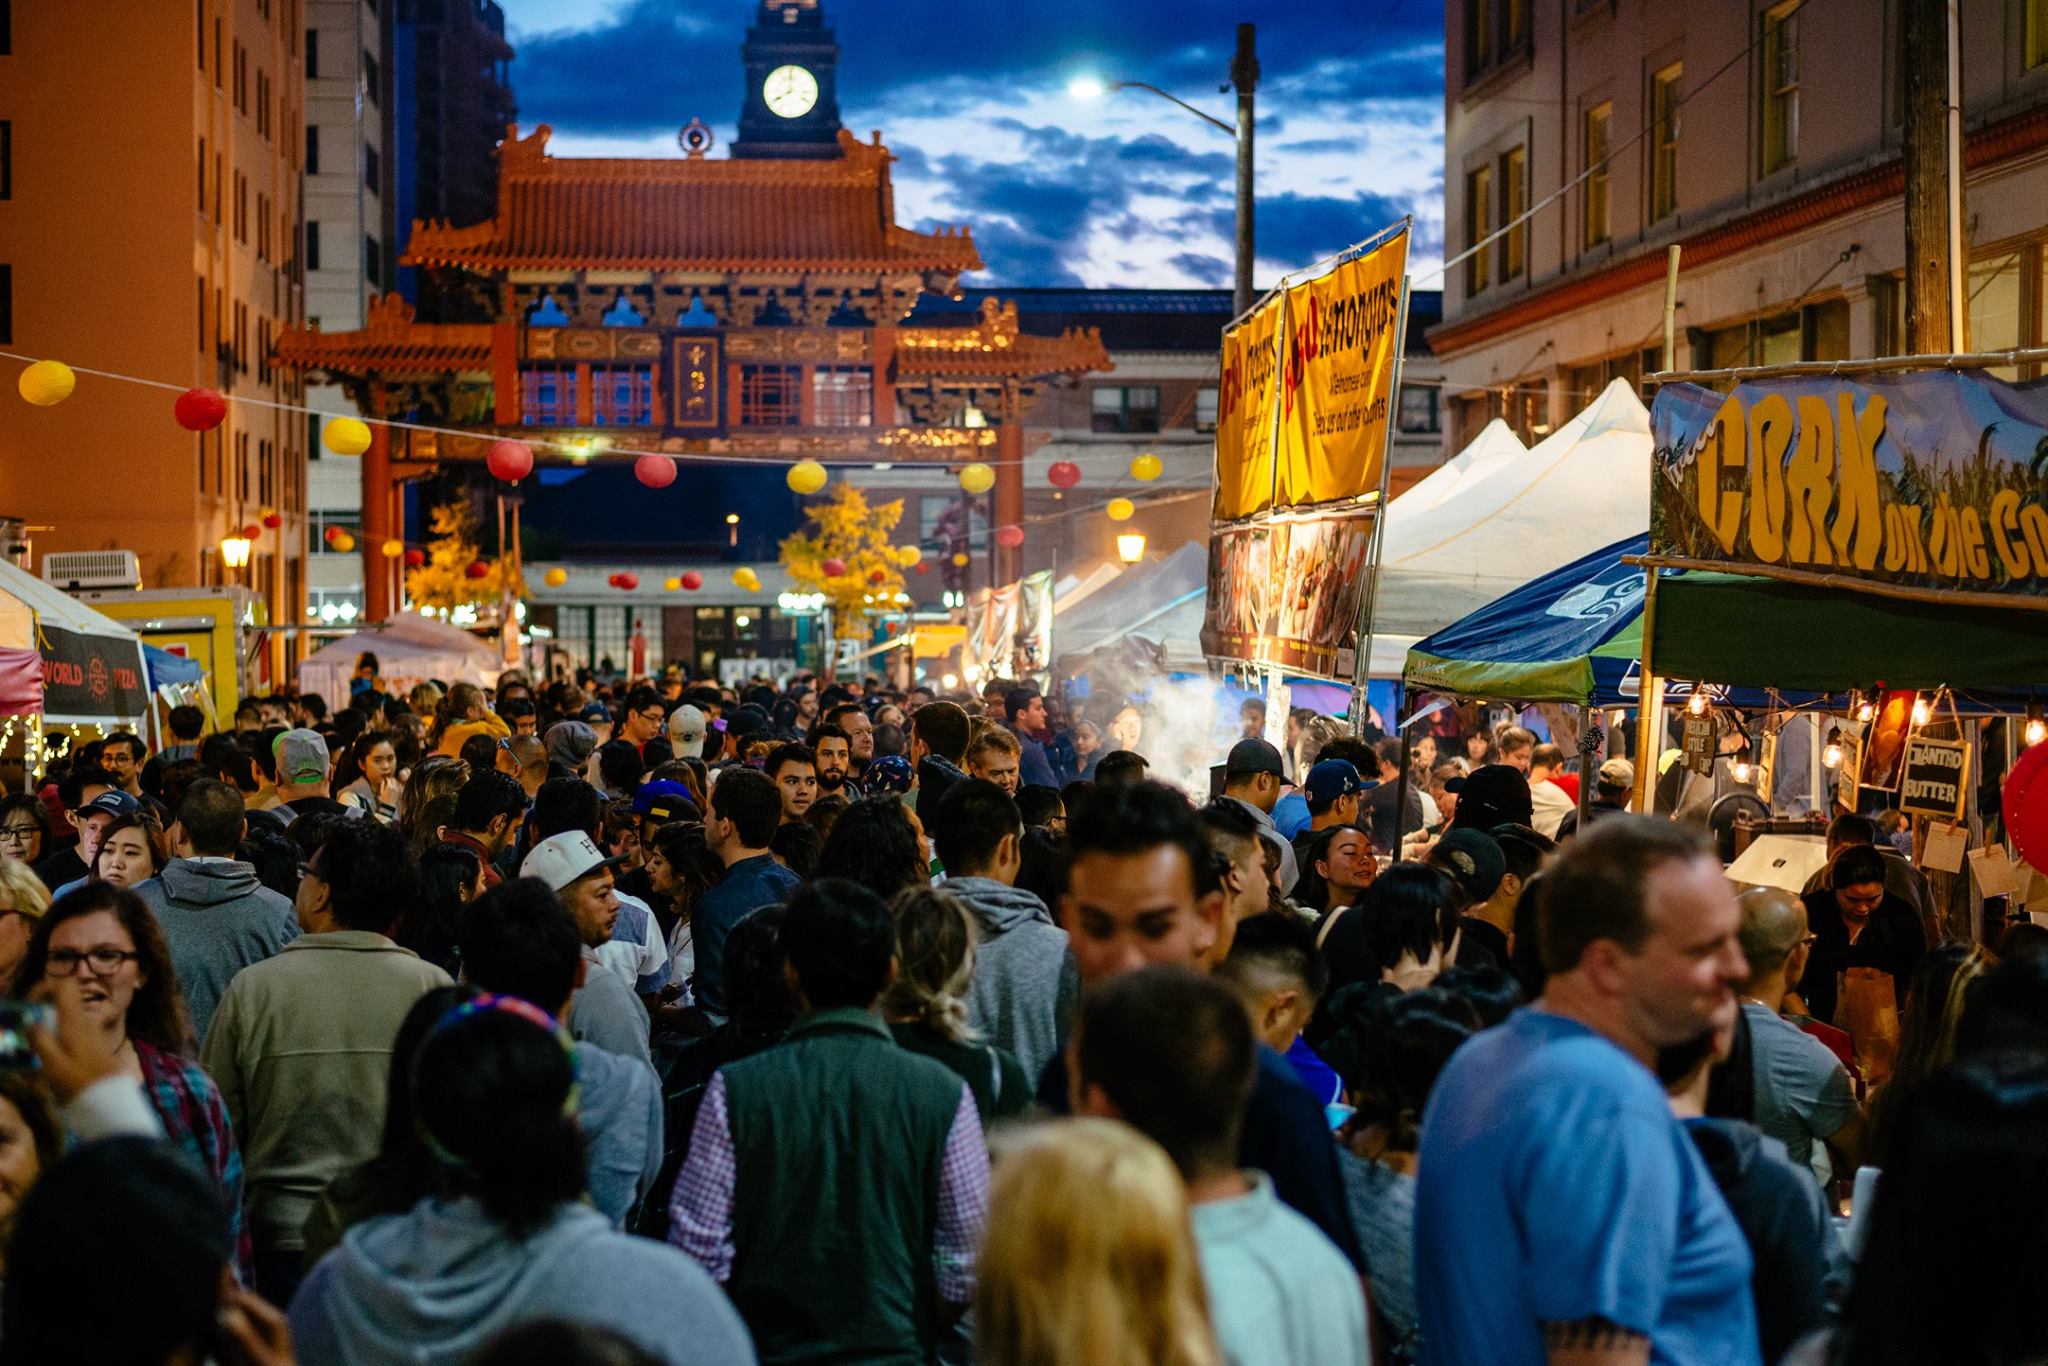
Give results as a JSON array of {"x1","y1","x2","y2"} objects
[
  {"x1": 778, "y1": 483, "x2": 912, "y2": 629},
  {"x1": 405, "y1": 500, "x2": 515, "y2": 615}
]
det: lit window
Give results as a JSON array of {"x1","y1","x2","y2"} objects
[
  {"x1": 1500, "y1": 146, "x2": 1526, "y2": 280},
  {"x1": 1465, "y1": 164, "x2": 1493, "y2": 295},
  {"x1": 1650, "y1": 64, "x2": 1682, "y2": 222},
  {"x1": 812, "y1": 366, "x2": 873, "y2": 427},
  {"x1": 1583, "y1": 103, "x2": 1611, "y2": 249},
  {"x1": 1761, "y1": 3, "x2": 1799, "y2": 175}
]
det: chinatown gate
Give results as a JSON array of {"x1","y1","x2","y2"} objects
[{"x1": 274, "y1": 11, "x2": 1109, "y2": 624}]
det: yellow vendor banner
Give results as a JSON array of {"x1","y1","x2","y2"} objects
[
  {"x1": 1275, "y1": 226, "x2": 1409, "y2": 508},
  {"x1": 1213, "y1": 294, "x2": 1285, "y2": 521}
]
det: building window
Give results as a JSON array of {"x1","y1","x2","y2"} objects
[
  {"x1": 0, "y1": 121, "x2": 10, "y2": 201},
  {"x1": 1397, "y1": 384, "x2": 1441, "y2": 434},
  {"x1": 520, "y1": 367, "x2": 579, "y2": 425},
  {"x1": 1968, "y1": 248, "x2": 2026, "y2": 359},
  {"x1": 0, "y1": 0, "x2": 9, "y2": 56},
  {"x1": 232, "y1": 40, "x2": 247, "y2": 112},
  {"x1": 1500, "y1": 145, "x2": 1527, "y2": 281},
  {"x1": 1465, "y1": 163, "x2": 1494, "y2": 295},
  {"x1": 1582, "y1": 103, "x2": 1611, "y2": 249},
  {"x1": 257, "y1": 70, "x2": 270, "y2": 138},
  {"x1": 305, "y1": 220, "x2": 319, "y2": 271},
  {"x1": 740, "y1": 364, "x2": 802, "y2": 426},
  {"x1": 0, "y1": 265, "x2": 11, "y2": 345},
  {"x1": 1090, "y1": 385, "x2": 1161, "y2": 434},
  {"x1": 364, "y1": 234, "x2": 381, "y2": 283},
  {"x1": 197, "y1": 275, "x2": 207, "y2": 354},
  {"x1": 1760, "y1": 2, "x2": 1800, "y2": 175},
  {"x1": 812, "y1": 366, "x2": 873, "y2": 427},
  {"x1": 363, "y1": 142, "x2": 378, "y2": 190},
  {"x1": 2030, "y1": 0, "x2": 2048, "y2": 68},
  {"x1": 1464, "y1": 0, "x2": 1530, "y2": 79},
  {"x1": 362, "y1": 51, "x2": 378, "y2": 104},
  {"x1": 257, "y1": 192, "x2": 270, "y2": 260},
  {"x1": 1697, "y1": 300, "x2": 1850, "y2": 370},
  {"x1": 1195, "y1": 386, "x2": 1219, "y2": 432},
  {"x1": 233, "y1": 171, "x2": 248, "y2": 241},
  {"x1": 197, "y1": 137, "x2": 206, "y2": 210},
  {"x1": 591, "y1": 366, "x2": 655, "y2": 426},
  {"x1": 1650, "y1": 63, "x2": 1682, "y2": 222},
  {"x1": 305, "y1": 125, "x2": 318, "y2": 174},
  {"x1": 305, "y1": 27, "x2": 317, "y2": 78}
]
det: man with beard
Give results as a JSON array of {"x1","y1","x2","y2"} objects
[
  {"x1": 811, "y1": 725, "x2": 861, "y2": 799},
  {"x1": 823, "y1": 702, "x2": 874, "y2": 767}
]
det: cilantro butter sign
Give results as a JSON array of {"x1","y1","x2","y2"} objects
[{"x1": 1649, "y1": 370, "x2": 2048, "y2": 598}]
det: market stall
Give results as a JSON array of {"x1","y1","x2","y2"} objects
[
  {"x1": 297, "y1": 610, "x2": 503, "y2": 712},
  {"x1": 0, "y1": 558, "x2": 150, "y2": 740}
]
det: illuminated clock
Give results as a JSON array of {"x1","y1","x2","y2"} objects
[{"x1": 763, "y1": 64, "x2": 819, "y2": 119}]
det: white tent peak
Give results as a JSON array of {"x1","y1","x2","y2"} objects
[
  {"x1": 1578, "y1": 376, "x2": 1653, "y2": 440},
  {"x1": 1394, "y1": 418, "x2": 1528, "y2": 518}
]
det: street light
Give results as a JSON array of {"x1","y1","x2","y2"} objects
[
  {"x1": 220, "y1": 533, "x2": 253, "y2": 570},
  {"x1": 1068, "y1": 24, "x2": 1258, "y2": 314},
  {"x1": 726, "y1": 512, "x2": 740, "y2": 548},
  {"x1": 1116, "y1": 533, "x2": 1148, "y2": 564}
]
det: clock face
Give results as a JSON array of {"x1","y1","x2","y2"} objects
[{"x1": 763, "y1": 64, "x2": 819, "y2": 119}]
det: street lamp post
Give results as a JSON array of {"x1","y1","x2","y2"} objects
[{"x1": 1071, "y1": 23, "x2": 1257, "y2": 315}]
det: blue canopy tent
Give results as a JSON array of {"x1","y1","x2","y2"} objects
[{"x1": 144, "y1": 645, "x2": 205, "y2": 691}]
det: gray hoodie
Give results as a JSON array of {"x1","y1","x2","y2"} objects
[
  {"x1": 136, "y1": 858, "x2": 299, "y2": 1044},
  {"x1": 576, "y1": 1042, "x2": 664, "y2": 1227},
  {"x1": 947, "y1": 875, "x2": 1078, "y2": 1084},
  {"x1": 289, "y1": 1198, "x2": 756, "y2": 1366}
]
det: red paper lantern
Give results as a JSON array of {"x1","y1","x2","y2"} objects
[
  {"x1": 486, "y1": 439, "x2": 534, "y2": 483},
  {"x1": 261, "y1": 511, "x2": 282, "y2": 530},
  {"x1": 1047, "y1": 460, "x2": 1081, "y2": 490},
  {"x1": 404, "y1": 548, "x2": 426, "y2": 568},
  {"x1": 323, "y1": 525, "x2": 344, "y2": 544},
  {"x1": 614, "y1": 572, "x2": 640, "y2": 591},
  {"x1": 680, "y1": 571, "x2": 703, "y2": 590},
  {"x1": 2005, "y1": 740, "x2": 2048, "y2": 872},
  {"x1": 465, "y1": 560, "x2": 490, "y2": 579},
  {"x1": 240, "y1": 524, "x2": 262, "y2": 540},
  {"x1": 868, "y1": 569, "x2": 886, "y2": 584},
  {"x1": 995, "y1": 524, "x2": 1025, "y2": 549},
  {"x1": 914, "y1": 561, "x2": 930, "y2": 576},
  {"x1": 822, "y1": 557, "x2": 848, "y2": 577},
  {"x1": 633, "y1": 455, "x2": 676, "y2": 489},
  {"x1": 174, "y1": 388, "x2": 229, "y2": 432}
]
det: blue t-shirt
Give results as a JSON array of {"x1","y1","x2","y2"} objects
[
  {"x1": 1271, "y1": 791, "x2": 1311, "y2": 839},
  {"x1": 1414, "y1": 1009, "x2": 1760, "y2": 1366}
]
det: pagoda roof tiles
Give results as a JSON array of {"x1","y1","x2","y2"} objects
[
  {"x1": 272, "y1": 294, "x2": 492, "y2": 374},
  {"x1": 403, "y1": 124, "x2": 982, "y2": 276},
  {"x1": 895, "y1": 299, "x2": 1112, "y2": 380}
]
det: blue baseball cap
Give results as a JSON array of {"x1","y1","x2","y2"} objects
[
  {"x1": 863, "y1": 754, "x2": 914, "y2": 794},
  {"x1": 630, "y1": 779, "x2": 699, "y2": 823},
  {"x1": 1305, "y1": 759, "x2": 1364, "y2": 807}
]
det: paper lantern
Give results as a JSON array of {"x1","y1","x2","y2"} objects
[
  {"x1": 323, "y1": 417, "x2": 372, "y2": 455},
  {"x1": 732, "y1": 568, "x2": 759, "y2": 591},
  {"x1": 486, "y1": 439, "x2": 534, "y2": 482},
  {"x1": 17, "y1": 360, "x2": 76, "y2": 406},
  {"x1": 614, "y1": 572, "x2": 639, "y2": 591},
  {"x1": 2005, "y1": 740, "x2": 2048, "y2": 872},
  {"x1": 379, "y1": 539, "x2": 404, "y2": 559},
  {"x1": 322, "y1": 525, "x2": 344, "y2": 544},
  {"x1": 681, "y1": 571, "x2": 703, "y2": 590},
  {"x1": 1047, "y1": 460, "x2": 1082, "y2": 490},
  {"x1": 958, "y1": 463, "x2": 995, "y2": 495},
  {"x1": 465, "y1": 560, "x2": 490, "y2": 580},
  {"x1": 914, "y1": 562, "x2": 931, "y2": 576},
  {"x1": 331, "y1": 532, "x2": 357, "y2": 553},
  {"x1": 995, "y1": 525, "x2": 1025, "y2": 549},
  {"x1": 1106, "y1": 497, "x2": 1136, "y2": 522},
  {"x1": 868, "y1": 569, "x2": 886, "y2": 585},
  {"x1": 634, "y1": 454, "x2": 677, "y2": 489},
  {"x1": 786, "y1": 460, "x2": 829, "y2": 495},
  {"x1": 663, "y1": 576, "x2": 682, "y2": 592},
  {"x1": 543, "y1": 567, "x2": 568, "y2": 587},
  {"x1": 898, "y1": 545, "x2": 923, "y2": 568},
  {"x1": 822, "y1": 557, "x2": 848, "y2": 577},
  {"x1": 1130, "y1": 453, "x2": 1164, "y2": 482},
  {"x1": 261, "y1": 511, "x2": 282, "y2": 530},
  {"x1": 174, "y1": 387, "x2": 228, "y2": 431},
  {"x1": 405, "y1": 548, "x2": 427, "y2": 568},
  {"x1": 951, "y1": 552, "x2": 970, "y2": 567},
  {"x1": 240, "y1": 524, "x2": 262, "y2": 541}
]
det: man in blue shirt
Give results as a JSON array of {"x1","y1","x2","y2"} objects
[
  {"x1": 695, "y1": 768, "x2": 800, "y2": 1015},
  {"x1": 1415, "y1": 816, "x2": 1760, "y2": 1366}
]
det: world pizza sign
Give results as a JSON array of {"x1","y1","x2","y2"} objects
[{"x1": 38, "y1": 625, "x2": 149, "y2": 722}]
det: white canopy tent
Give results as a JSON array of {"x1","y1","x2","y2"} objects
[
  {"x1": 1364, "y1": 378, "x2": 1653, "y2": 676},
  {"x1": 0, "y1": 559, "x2": 150, "y2": 726},
  {"x1": 298, "y1": 611, "x2": 503, "y2": 712},
  {"x1": 1396, "y1": 418, "x2": 1528, "y2": 517}
]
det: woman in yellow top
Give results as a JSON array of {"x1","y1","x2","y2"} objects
[{"x1": 431, "y1": 682, "x2": 510, "y2": 758}]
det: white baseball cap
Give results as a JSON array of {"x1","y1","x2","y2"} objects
[
  {"x1": 667, "y1": 703, "x2": 708, "y2": 759},
  {"x1": 519, "y1": 830, "x2": 624, "y2": 891}
]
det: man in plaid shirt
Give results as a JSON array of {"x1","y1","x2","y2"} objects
[{"x1": 670, "y1": 877, "x2": 989, "y2": 1364}]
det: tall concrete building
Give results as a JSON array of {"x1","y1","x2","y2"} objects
[
  {"x1": 0, "y1": 0, "x2": 309, "y2": 669},
  {"x1": 1432, "y1": 1, "x2": 2048, "y2": 446}
]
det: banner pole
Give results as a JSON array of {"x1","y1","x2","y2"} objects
[
  {"x1": 1351, "y1": 265, "x2": 1412, "y2": 737},
  {"x1": 1632, "y1": 568, "x2": 1663, "y2": 813}
]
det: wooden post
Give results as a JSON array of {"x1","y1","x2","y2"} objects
[
  {"x1": 363, "y1": 380, "x2": 393, "y2": 623},
  {"x1": 1902, "y1": 0, "x2": 1962, "y2": 352},
  {"x1": 994, "y1": 414, "x2": 1024, "y2": 586},
  {"x1": 1632, "y1": 569, "x2": 1662, "y2": 813}
]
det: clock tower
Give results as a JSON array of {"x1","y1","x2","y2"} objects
[{"x1": 732, "y1": 0, "x2": 845, "y2": 160}]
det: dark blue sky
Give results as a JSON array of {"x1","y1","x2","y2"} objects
[{"x1": 496, "y1": 0, "x2": 1446, "y2": 287}]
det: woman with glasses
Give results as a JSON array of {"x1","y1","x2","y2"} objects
[
  {"x1": 90, "y1": 813, "x2": 164, "y2": 890},
  {"x1": 337, "y1": 732, "x2": 401, "y2": 824},
  {"x1": 0, "y1": 797, "x2": 47, "y2": 869},
  {"x1": 0, "y1": 858, "x2": 51, "y2": 987},
  {"x1": 11, "y1": 884, "x2": 249, "y2": 1279}
]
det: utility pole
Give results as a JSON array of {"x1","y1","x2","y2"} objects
[
  {"x1": 1231, "y1": 24, "x2": 1258, "y2": 317},
  {"x1": 1902, "y1": 0, "x2": 1965, "y2": 353}
]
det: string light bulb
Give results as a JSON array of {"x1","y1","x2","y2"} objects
[
  {"x1": 1854, "y1": 695, "x2": 1875, "y2": 723},
  {"x1": 1730, "y1": 755, "x2": 1754, "y2": 784},
  {"x1": 1911, "y1": 696, "x2": 1932, "y2": 726},
  {"x1": 1686, "y1": 692, "x2": 1709, "y2": 716},
  {"x1": 2025, "y1": 706, "x2": 2047, "y2": 748},
  {"x1": 1823, "y1": 741, "x2": 1845, "y2": 769}
]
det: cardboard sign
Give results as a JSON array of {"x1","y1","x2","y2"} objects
[
  {"x1": 1920, "y1": 822, "x2": 1966, "y2": 874},
  {"x1": 1971, "y1": 843, "x2": 2021, "y2": 898},
  {"x1": 1898, "y1": 734, "x2": 1970, "y2": 820},
  {"x1": 1682, "y1": 713, "x2": 1717, "y2": 776},
  {"x1": 1834, "y1": 732, "x2": 1864, "y2": 812}
]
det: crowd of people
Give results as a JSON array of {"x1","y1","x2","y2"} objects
[{"x1": 0, "y1": 659, "x2": 2040, "y2": 1366}]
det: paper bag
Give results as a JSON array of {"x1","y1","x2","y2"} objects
[{"x1": 1838, "y1": 966, "x2": 1900, "y2": 1089}]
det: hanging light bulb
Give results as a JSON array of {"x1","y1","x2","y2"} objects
[
  {"x1": 1823, "y1": 740, "x2": 1845, "y2": 769},
  {"x1": 1911, "y1": 696, "x2": 1932, "y2": 726},
  {"x1": 1686, "y1": 692, "x2": 1709, "y2": 716},
  {"x1": 1731, "y1": 755, "x2": 1754, "y2": 784},
  {"x1": 1854, "y1": 694, "x2": 1875, "y2": 723},
  {"x1": 2025, "y1": 706, "x2": 2047, "y2": 748}
]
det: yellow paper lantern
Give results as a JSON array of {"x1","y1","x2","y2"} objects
[
  {"x1": 323, "y1": 417, "x2": 373, "y2": 455},
  {"x1": 897, "y1": 545, "x2": 923, "y2": 568},
  {"x1": 1130, "y1": 452, "x2": 1163, "y2": 482},
  {"x1": 958, "y1": 463, "x2": 995, "y2": 495},
  {"x1": 786, "y1": 460, "x2": 829, "y2": 495},
  {"x1": 663, "y1": 576, "x2": 682, "y2": 592},
  {"x1": 951, "y1": 552, "x2": 970, "y2": 567},
  {"x1": 732, "y1": 568, "x2": 759, "y2": 590},
  {"x1": 380, "y1": 539, "x2": 405, "y2": 559},
  {"x1": 17, "y1": 360, "x2": 77, "y2": 406},
  {"x1": 331, "y1": 532, "x2": 357, "y2": 553},
  {"x1": 1106, "y1": 497, "x2": 1136, "y2": 522},
  {"x1": 543, "y1": 567, "x2": 569, "y2": 588}
]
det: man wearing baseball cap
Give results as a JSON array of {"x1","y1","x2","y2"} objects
[
  {"x1": 47, "y1": 789, "x2": 142, "y2": 899},
  {"x1": 520, "y1": 831, "x2": 651, "y2": 1066},
  {"x1": 1218, "y1": 737, "x2": 1298, "y2": 895},
  {"x1": 273, "y1": 729, "x2": 346, "y2": 824},
  {"x1": 666, "y1": 704, "x2": 708, "y2": 761},
  {"x1": 1557, "y1": 758, "x2": 1635, "y2": 840}
]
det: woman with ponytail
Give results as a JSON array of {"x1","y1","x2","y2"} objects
[
  {"x1": 287, "y1": 994, "x2": 756, "y2": 1366},
  {"x1": 882, "y1": 887, "x2": 1030, "y2": 1124},
  {"x1": 431, "y1": 682, "x2": 509, "y2": 759}
]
